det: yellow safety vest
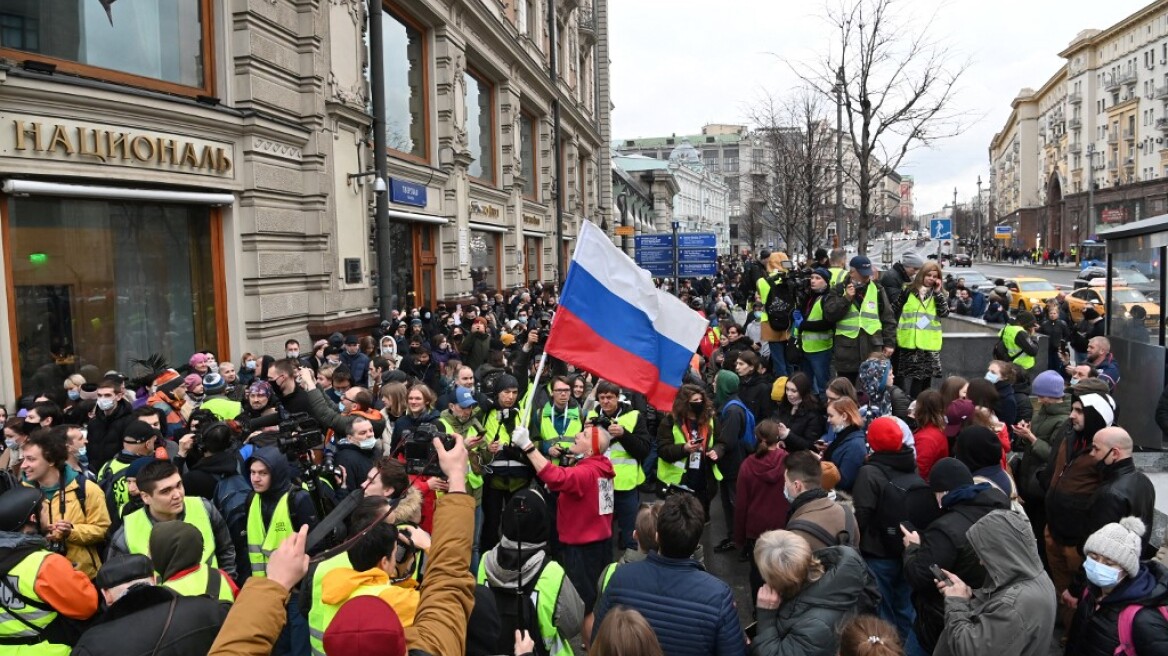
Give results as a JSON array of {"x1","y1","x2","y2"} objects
[
  {"x1": 438, "y1": 418, "x2": 483, "y2": 490},
  {"x1": 201, "y1": 397, "x2": 242, "y2": 422},
  {"x1": 483, "y1": 408, "x2": 532, "y2": 489},
  {"x1": 658, "y1": 419, "x2": 722, "y2": 485},
  {"x1": 756, "y1": 277, "x2": 773, "y2": 323},
  {"x1": 896, "y1": 294, "x2": 942, "y2": 351},
  {"x1": 835, "y1": 283, "x2": 882, "y2": 339},
  {"x1": 123, "y1": 498, "x2": 218, "y2": 568},
  {"x1": 308, "y1": 552, "x2": 352, "y2": 656},
  {"x1": 800, "y1": 297, "x2": 833, "y2": 353},
  {"x1": 476, "y1": 559, "x2": 573, "y2": 656},
  {"x1": 0, "y1": 550, "x2": 71, "y2": 656},
  {"x1": 539, "y1": 404, "x2": 582, "y2": 454},
  {"x1": 585, "y1": 409, "x2": 645, "y2": 491},
  {"x1": 999, "y1": 325, "x2": 1036, "y2": 370},
  {"x1": 162, "y1": 564, "x2": 234, "y2": 603},
  {"x1": 598, "y1": 561, "x2": 618, "y2": 594},
  {"x1": 829, "y1": 267, "x2": 848, "y2": 286},
  {"x1": 246, "y1": 492, "x2": 294, "y2": 578},
  {"x1": 98, "y1": 458, "x2": 133, "y2": 511}
]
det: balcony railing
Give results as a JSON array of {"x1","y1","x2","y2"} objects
[
  {"x1": 1124, "y1": 128, "x2": 1135, "y2": 141},
  {"x1": 1120, "y1": 71, "x2": 1138, "y2": 86},
  {"x1": 1069, "y1": 117, "x2": 1082, "y2": 129},
  {"x1": 578, "y1": 5, "x2": 596, "y2": 44},
  {"x1": 1069, "y1": 91, "x2": 1082, "y2": 104},
  {"x1": 1105, "y1": 75, "x2": 1121, "y2": 92},
  {"x1": 1157, "y1": 117, "x2": 1168, "y2": 131},
  {"x1": 1158, "y1": 86, "x2": 1168, "y2": 100},
  {"x1": 1069, "y1": 142, "x2": 1082, "y2": 154}
]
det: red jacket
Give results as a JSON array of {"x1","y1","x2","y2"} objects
[
  {"x1": 733, "y1": 448, "x2": 790, "y2": 548},
  {"x1": 913, "y1": 424, "x2": 949, "y2": 481},
  {"x1": 537, "y1": 454, "x2": 615, "y2": 545}
]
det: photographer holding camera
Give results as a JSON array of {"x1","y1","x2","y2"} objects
[{"x1": 584, "y1": 381, "x2": 650, "y2": 552}]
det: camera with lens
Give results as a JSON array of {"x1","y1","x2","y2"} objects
[
  {"x1": 274, "y1": 413, "x2": 325, "y2": 458},
  {"x1": 402, "y1": 423, "x2": 455, "y2": 477},
  {"x1": 591, "y1": 415, "x2": 613, "y2": 430}
]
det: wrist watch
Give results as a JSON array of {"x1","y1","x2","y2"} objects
[{"x1": 522, "y1": 445, "x2": 536, "y2": 454}]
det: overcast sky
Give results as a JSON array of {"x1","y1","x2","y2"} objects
[{"x1": 609, "y1": 0, "x2": 1142, "y2": 216}]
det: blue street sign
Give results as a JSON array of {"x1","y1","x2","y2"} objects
[
  {"x1": 677, "y1": 233, "x2": 717, "y2": 249},
  {"x1": 635, "y1": 248, "x2": 675, "y2": 264},
  {"x1": 678, "y1": 247, "x2": 717, "y2": 262},
  {"x1": 929, "y1": 218, "x2": 952, "y2": 240},
  {"x1": 640, "y1": 261, "x2": 675, "y2": 277},
  {"x1": 994, "y1": 225, "x2": 1012, "y2": 235},
  {"x1": 634, "y1": 234, "x2": 674, "y2": 249},
  {"x1": 678, "y1": 261, "x2": 717, "y2": 277},
  {"x1": 389, "y1": 178, "x2": 427, "y2": 207}
]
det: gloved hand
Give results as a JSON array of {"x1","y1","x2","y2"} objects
[{"x1": 512, "y1": 426, "x2": 533, "y2": 451}]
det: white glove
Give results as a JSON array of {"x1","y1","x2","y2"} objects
[{"x1": 512, "y1": 426, "x2": 533, "y2": 451}]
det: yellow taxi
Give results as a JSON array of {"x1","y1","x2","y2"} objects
[
  {"x1": 1006, "y1": 277, "x2": 1061, "y2": 314},
  {"x1": 1066, "y1": 279, "x2": 1160, "y2": 326}
]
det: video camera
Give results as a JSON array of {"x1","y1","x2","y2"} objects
[
  {"x1": 274, "y1": 413, "x2": 325, "y2": 457},
  {"x1": 400, "y1": 423, "x2": 456, "y2": 477}
]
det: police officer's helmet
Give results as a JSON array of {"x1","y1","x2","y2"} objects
[{"x1": 0, "y1": 487, "x2": 43, "y2": 533}]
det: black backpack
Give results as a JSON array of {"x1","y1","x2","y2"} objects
[
  {"x1": 872, "y1": 465, "x2": 941, "y2": 556},
  {"x1": 764, "y1": 275, "x2": 795, "y2": 332},
  {"x1": 490, "y1": 562, "x2": 551, "y2": 656}
]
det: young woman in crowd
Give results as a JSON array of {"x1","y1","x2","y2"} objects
[
  {"x1": 938, "y1": 376, "x2": 968, "y2": 410},
  {"x1": 734, "y1": 420, "x2": 792, "y2": 603},
  {"x1": 823, "y1": 397, "x2": 867, "y2": 492},
  {"x1": 772, "y1": 372, "x2": 826, "y2": 452},
  {"x1": 910, "y1": 389, "x2": 949, "y2": 481}
]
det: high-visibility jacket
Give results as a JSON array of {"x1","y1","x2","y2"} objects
[
  {"x1": 201, "y1": 397, "x2": 242, "y2": 422},
  {"x1": 598, "y1": 561, "x2": 619, "y2": 595},
  {"x1": 0, "y1": 550, "x2": 71, "y2": 656},
  {"x1": 756, "y1": 277, "x2": 773, "y2": 323},
  {"x1": 97, "y1": 458, "x2": 133, "y2": 511},
  {"x1": 162, "y1": 565, "x2": 235, "y2": 603},
  {"x1": 800, "y1": 297, "x2": 833, "y2": 353},
  {"x1": 246, "y1": 492, "x2": 294, "y2": 578},
  {"x1": 658, "y1": 419, "x2": 721, "y2": 485},
  {"x1": 829, "y1": 267, "x2": 848, "y2": 286},
  {"x1": 123, "y1": 498, "x2": 217, "y2": 568},
  {"x1": 999, "y1": 325, "x2": 1036, "y2": 369},
  {"x1": 539, "y1": 404, "x2": 582, "y2": 454},
  {"x1": 476, "y1": 559, "x2": 573, "y2": 656},
  {"x1": 585, "y1": 408, "x2": 645, "y2": 491},
  {"x1": 896, "y1": 294, "x2": 942, "y2": 351},
  {"x1": 308, "y1": 552, "x2": 352, "y2": 656},
  {"x1": 835, "y1": 283, "x2": 883, "y2": 339},
  {"x1": 438, "y1": 417, "x2": 483, "y2": 490},
  {"x1": 483, "y1": 408, "x2": 532, "y2": 487}
]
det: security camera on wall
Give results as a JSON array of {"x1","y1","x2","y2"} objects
[{"x1": 372, "y1": 177, "x2": 387, "y2": 194}]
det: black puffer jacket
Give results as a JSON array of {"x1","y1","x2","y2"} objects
[
  {"x1": 1086, "y1": 458, "x2": 1157, "y2": 558},
  {"x1": 851, "y1": 448, "x2": 926, "y2": 560},
  {"x1": 902, "y1": 483, "x2": 1010, "y2": 651},
  {"x1": 738, "y1": 373, "x2": 776, "y2": 421},
  {"x1": 880, "y1": 262, "x2": 912, "y2": 310},
  {"x1": 72, "y1": 584, "x2": 230, "y2": 656},
  {"x1": 772, "y1": 402, "x2": 826, "y2": 452},
  {"x1": 1066, "y1": 560, "x2": 1168, "y2": 656}
]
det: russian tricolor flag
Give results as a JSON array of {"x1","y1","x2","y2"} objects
[{"x1": 545, "y1": 221, "x2": 709, "y2": 411}]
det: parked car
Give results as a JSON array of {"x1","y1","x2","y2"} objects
[
  {"x1": 953, "y1": 269, "x2": 994, "y2": 294},
  {"x1": 952, "y1": 253, "x2": 972, "y2": 267},
  {"x1": 1074, "y1": 266, "x2": 1159, "y2": 302},
  {"x1": 1005, "y1": 277, "x2": 1060, "y2": 314}
]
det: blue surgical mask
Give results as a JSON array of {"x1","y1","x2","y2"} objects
[
  {"x1": 97, "y1": 398, "x2": 116, "y2": 412},
  {"x1": 357, "y1": 437, "x2": 377, "y2": 450},
  {"x1": 338, "y1": 401, "x2": 346, "y2": 412},
  {"x1": 77, "y1": 446, "x2": 87, "y2": 458},
  {"x1": 67, "y1": 389, "x2": 80, "y2": 401},
  {"x1": 1070, "y1": 378, "x2": 1080, "y2": 386},
  {"x1": 985, "y1": 371, "x2": 1000, "y2": 384},
  {"x1": 783, "y1": 485, "x2": 795, "y2": 503},
  {"x1": 245, "y1": 360, "x2": 257, "y2": 370},
  {"x1": 4, "y1": 438, "x2": 16, "y2": 450},
  {"x1": 1084, "y1": 556, "x2": 1123, "y2": 588}
]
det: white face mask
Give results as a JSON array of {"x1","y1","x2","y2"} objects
[
  {"x1": 357, "y1": 437, "x2": 377, "y2": 450},
  {"x1": 76, "y1": 446, "x2": 87, "y2": 458},
  {"x1": 97, "y1": 398, "x2": 116, "y2": 412},
  {"x1": 4, "y1": 438, "x2": 17, "y2": 450}
]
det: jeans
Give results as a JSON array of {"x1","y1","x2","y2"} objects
[
  {"x1": 866, "y1": 557, "x2": 916, "y2": 644},
  {"x1": 613, "y1": 489, "x2": 640, "y2": 550},
  {"x1": 768, "y1": 341, "x2": 790, "y2": 377},
  {"x1": 641, "y1": 439, "x2": 658, "y2": 486},
  {"x1": 274, "y1": 594, "x2": 310, "y2": 656},
  {"x1": 803, "y1": 350, "x2": 832, "y2": 396}
]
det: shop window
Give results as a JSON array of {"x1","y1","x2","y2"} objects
[
  {"x1": 520, "y1": 111, "x2": 538, "y2": 200},
  {"x1": 0, "y1": 0, "x2": 213, "y2": 95},
  {"x1": 7, "y1": 196, "x2": 219, "y2": 393},
  {"x1": 525, "y1": 236, "x2": 541, "y2": 284},
  {"x1": 465, "y1": 69, "x2": 495, "y2": 183},
  {"x1": 376, "y1": 6, "x2": 428, "y2": 161},
  {"x1": 469, "y1": 232, "x2": 500, "y2": 293}
]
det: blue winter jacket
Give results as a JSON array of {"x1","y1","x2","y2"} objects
[
  {"x1": 592, "y1": 551, "x2": 745, "y2": 656},
  {"x1": 824, "y1": 425, "x2": 867, "y2": 492}
]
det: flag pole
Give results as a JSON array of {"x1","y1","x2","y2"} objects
[{"x1": 521, "y1": 351, "x2": 548, "y2": 430}]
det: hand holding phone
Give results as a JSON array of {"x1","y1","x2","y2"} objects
[{"x1": 930, "y1": 564, "x2": 952, "y2": 586}]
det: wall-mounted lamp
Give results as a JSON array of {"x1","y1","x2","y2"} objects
[{"x1": 348, "y1": 170, "x2": 387, "y2": 194}]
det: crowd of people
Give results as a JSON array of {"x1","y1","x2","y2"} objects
[{"x1": 0, "y1": 250, "x2": 1165, "y2": 656}]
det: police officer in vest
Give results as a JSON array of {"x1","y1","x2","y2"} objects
[
  {"x1": 997, "y1": 310, "x2": 1040, "y2": 371},
  {"x1": 106, "y1": 459, "x2": 238, "y2": 580},
  {"x1": 149, "y1": 519, "x2": 237, "y2": 603},
  {"x1": 822, "y1": 255, "x2": 898, "y2": 384},
  {"x1": 799, "y1": 268, "x2": 838, "y2": 396},
  {"x1": 0, "y1": 487, "x2": 97, "y2": 655},
  {"x1": 97, "y1": 420, "x2": 165, "y2": 521},
  {"x1": 585, "y1": 381, "x2": 650, "y2": 552}
]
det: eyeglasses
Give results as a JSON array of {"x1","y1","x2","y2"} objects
[{"x1": 553, "y1": 388, "x2": 571, "y2": 393}]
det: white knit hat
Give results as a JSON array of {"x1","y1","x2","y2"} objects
[{"x1": 1083, "y1": 517, "x2": 1145, "y2": 578}]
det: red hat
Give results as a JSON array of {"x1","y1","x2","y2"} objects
[
  {"x1": 323, "y1": 596, "x2": 405, "y2": 656},
  {"x1": 867, "y1": 416, "x2": 903, "y2": 453}
]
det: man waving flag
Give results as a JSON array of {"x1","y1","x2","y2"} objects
[{"x1": 545, "y1": 221, "x2": 708, "y2": 411}]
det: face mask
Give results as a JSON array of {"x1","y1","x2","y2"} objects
[
  {"x1": 1070, "y1": 378, "x2": 1080, "y2": 386},
  {"x1": 688, "y1": 401, "x2": 705, "y2": 416},
  {"x1": 753, "y1": 311, "x2": 762, "y2": 319},
  {"x1": 76, "y1": 446, "x2": 87, "y2": 458},
  {"x1": 21, "y1": 421, "x2": 39, "y2": 435},
  {"x1": 245, "y1": 360, "x2": 257, "y2": 370},
  {"x1": 97, "y1": 398, "x2": 116, "y2": 412},
  {"x1": 783, "y1": 486, "x2": 795, "y2": 503},
  {"x1": 67, "y1": 389, "x2": 80, "y2": 401},
  {"x1": 985, "y1": 371, "x2": 1000, "y2": 384},
  {"x1": 1084, "y1": 557, "x2": 1123, "y2": 588},
  {"x1": 287, "y1": 350, "x2": 300, "y2": 359},
  {"x1": 327, "y1": 359, "x2": 341, "y2": 366},
  {"x1": 4, "y1": 438, "x2": 16, "y2": 450},
  {"x1": 357, "y1": 437, "x2": 377, "y2": 450}
]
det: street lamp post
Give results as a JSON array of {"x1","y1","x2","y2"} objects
[
  {"x1": 834, "y1": 66, "x2": 845, "y2": 246},
  {"x1": 976, "y1": 175, "x2": 983, "y2": 261}
]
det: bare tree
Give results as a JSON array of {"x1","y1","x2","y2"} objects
[{"x1": 793, "y1": 0, "x2": 969, "y2": 255}]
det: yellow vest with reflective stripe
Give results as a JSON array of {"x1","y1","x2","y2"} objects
[
  {"x1": 162, "y1": 564, "x2": 234, "y2": 603},
  {"x1": 756, "y1": 277, "x2": 772, "y2": 322},
  {"x1": 438, "y1": 417, "x2": 483, "y2": 490},
  {"x1": 829, "y1": 268, "x2": 848, "y2": 286},
  {"x1": 483, "y1": 408, "x2": 532, "y2": 488},
  {"x1": 246, "y1": 492, "x2": 294, "y2": 578},
  {"x1": 835, "y1": 283, "x2": 882, "y2": 339},
  {"x1": 308, "y1": 552, "x2": 352, "y2": 656},
  {"x1": 999, "y1": 325, "x2": 1036, "y2": 369},
  {"x1": 896, "y1": 294, "x2": 942, "y2": 351},
  {"x1": 0, "y1": 550, "x2": 70, "y2": 655},
  {"x1": 539, "y1": 404, "x2": 582, "y2": 453},
  {"x1": 476, "y1": 558, "x2": 573, "y2": 656},
  {"x1": 585, "y1": 409, "x2": 644, "y2": 491},
  {"x1": 800, "y1": 297, "x2": 833, "y2": 353},
  {"x1": 658, "y1": 420, "x2": 721, "y2": 485},
  {"x1": 123, "y1": 498, "x2": 217, "y2": 568}
]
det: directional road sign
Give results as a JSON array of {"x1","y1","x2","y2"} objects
[
  {"x1": 640, "y1": 261, "x2": 675, "y2": 277},
  {"x1": 678, "y1": 247, "x2": 718, "y2": 262},
  {"x1": 929, "y1": 218, "x2": 953, "y2": 240},
  {"x1": 678, "y1": 261, "x2": 717, "y2": 277},
  {"x1": 634, "y1": 234, "x2": 673, "y2": 249},
  {"x1": 677, "y1": 233, "x2": 717, "y2": 249},
  {"x1": 635, "y1": 248, "x2": 675, "y2": 264}
]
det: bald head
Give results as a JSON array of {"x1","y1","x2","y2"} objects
[
  {"x1": 1089, "y1": 336, "x2": 1111, "y2": 355},
  {"x1": 1092, "y1": 426, "x2": 1133, "y2": 464}
]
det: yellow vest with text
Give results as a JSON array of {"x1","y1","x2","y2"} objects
[
  {"x1": 896, "y1": 294, "x2": 942, "y2": 351},
  {"x1": 0, "y1": 550, "x2": 71, "y2": 656},
  {"x1": 476, "y1": 559, "x2": 573, "y2": 656},
  {"x1": 162, "y1": 564, "x2": 234, "y2": 603},
  {"x1": 658, "y1": 419, "x2": 721, "y2": 485},
  {"x1": 246, "y1": 492, "x2": 294, "y2": 578},
  {"x1": 123, "y1": 498, "x2": 217, "y2": 568},
  {"x1": 999, "y1": 325, "x2": 1036, "y2": 369},
  {"x1": 98, "y1": 458, "x2": 133, "y2": 511},
  {"x1": 835, "y1": 283, "x2": 882, "y2": 339},
  {"x1": 585, "y1": 409, "x2": 645, "y2": 491},
  {"x1": 799, "y1": 297, "x2": 833, "y2": 353}
]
